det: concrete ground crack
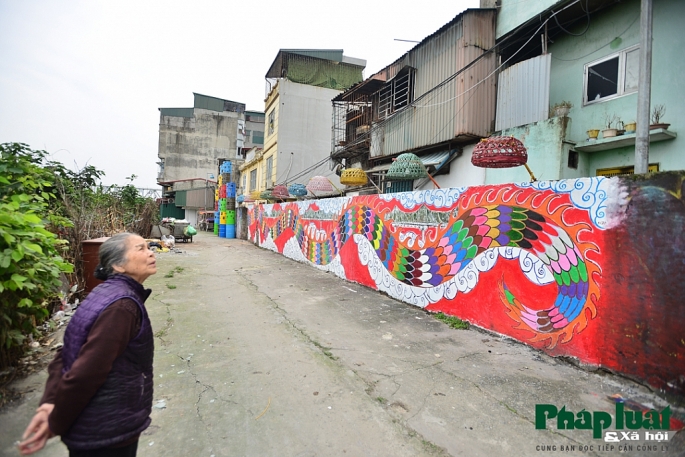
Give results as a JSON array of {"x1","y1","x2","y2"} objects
[
  {"x1": 151, "y1": 297, "x2": 174, "y2": 346},
  {"x1": 233, "y1": 269, "x2": 339, "y2": 362},
  {"x1": 432, "y1": 363, "x2": 601, "y2": 456}
]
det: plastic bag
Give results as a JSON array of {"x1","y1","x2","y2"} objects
[
  {"x1": 161, "y1": 235, "x2": 175, "y2": 248},
  {"x1": 184, "y1": 225, "x2": 197, "y2": 236}
]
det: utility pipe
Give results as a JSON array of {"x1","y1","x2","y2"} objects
[{"x1": 635, "y1": 0, "x2": 653, "y2": 174}]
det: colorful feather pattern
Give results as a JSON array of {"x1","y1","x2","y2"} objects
[{"x1": 264, "y1": 201, "x2": 595, "y2": 345}]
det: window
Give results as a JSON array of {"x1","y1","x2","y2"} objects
[
  {"x1": 252, "y1": 132, "x2": 264, "y2": 145},
  {"x1": 242, "y1": 173, "x2": 246, "y2": 191},
  {"x1": 265, "y1": 156, "x2": 273, "y2": 187},
  {"x1": 376, "y1": 66, "x2": 415, "y2": 120},
  {"x1": 249, "y1": 169, "x2": 257, "y2": 191},
  {"x1": 584, "y1": 46, "x2": 639, "y2": 105},
  {"x1": 268, "y1": 110, "x2": 275, "y2": 135}
]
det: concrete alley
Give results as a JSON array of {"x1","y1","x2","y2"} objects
[{"x1": 1, "y1": 233, "x2": 682, "y2": 457}]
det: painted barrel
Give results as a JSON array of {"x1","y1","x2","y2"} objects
[
  {"x1": 226, "y1": 198, "x2": 236, "y2": 210},
  {"x1": 213, "y1": 224, "x2": 219, "y2": 235},
  {"x1": 218, "y1": 224, "x2": 227, "y2": 238},
  {"x1": 226, "y1": 210, "x2": 236, "y2": 224},
  {"x1": 219, "y1": 212, "x2": 227, "y2": 224},
  {"x1": 225, "y1": 224, "x2": 236, "y2": 239}
]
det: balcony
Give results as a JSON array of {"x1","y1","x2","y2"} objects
[{"x1": 574, "y1": 128, "x2": 676, "y2": 153}]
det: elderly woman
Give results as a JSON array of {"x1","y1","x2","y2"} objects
[{"x1": 19, "y1": 233, "x2": 157, "y2": 457}]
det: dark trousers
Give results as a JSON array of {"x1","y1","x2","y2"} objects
[{"x1": 69, "y1": 440, "x2": 138, "y2": 457}]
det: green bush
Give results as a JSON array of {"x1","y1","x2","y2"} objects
[{"x1": 0, "y1": 143, "x2": 73, "y2": 368}]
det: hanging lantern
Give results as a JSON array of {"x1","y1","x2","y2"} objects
[
  {"x1": 471, "y1": 136, "x2": 528, "y2": 168},
  {"x1": 272, "y1": 184, "x2": 290, "y2": 199},
  {"x1": 306, "y1": 176, "x2": 334, "y2": 194},
  {"x1": 386, "y1": 153, "x2": 428, "y2": 180},
  {"x1": 250, "y1": 190, "x2": 261, "y2": 201},
  {"x1": 340, "y1": 168, "x2": 368, "y2": 186},
  {"x1": 237, "y1": 194, "x2": 245, "y2": 203},
  {"x1": 260, "y1": 190, "x2": 274, "y2": 200},
  {"x1": 288, "y1": 183, "x2": 307, "y2": 197}
]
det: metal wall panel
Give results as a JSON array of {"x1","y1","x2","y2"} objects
[
  {"x1": 369, "y1": 10, "x2": 497, "y2": 158},
  {"x1": 184, "y1": 188, "x2": 215, "y2": 209},
  {"x1": 495, "y1": 54, "x2": 551, "y2": 131}
]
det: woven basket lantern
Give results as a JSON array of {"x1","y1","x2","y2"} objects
[
  {"x1": 288, "y1": 183, "x2": 307, "y2": 197},
  {"x1": 386, "y1": 153, "x2": 428, "y2": 180},
  {"x1": 249, "y1": 190, "x2": 261, "y2": 200},
  {"x1": 272, "y1": 185, "x2": 290, "y2": 199},
  {"x1": 306, "y1": 176, "x2": 334, "y2": 194},
  {"x1": 471, "y1": 136, "x2": 528, "y2": 168},
  {"x1": 237, "y1": 195, "x2": 245, "y2": 203},
  {"x1": 260, "y1": 190, "x2": 274, "y2": 200},
  {"x1": 340, "y1": 168, "x2": 368, "y2": 186}
]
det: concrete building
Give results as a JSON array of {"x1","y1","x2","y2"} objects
[
  {"x1": 332, "y1": 0, "x2": 682, "y2": 194},
  {"x1": 157, "y1": 93, "x2": 247, "y2": 225},
  {"x1": 330, "y1": 10, "x2": 497, "y2": 194},
  {"x1": 240, "y1": 50, "x2": 366, "y2": 200},
  {"x1": 485, "y1": 0, "x2": 683, "y2": 184},
  {"x1": 243, "y1": 110, "x2": 265, "y2": 154}
]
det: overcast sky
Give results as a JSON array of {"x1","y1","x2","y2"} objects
[{"x1": 0, "y1": 0, "x2": 479, "y2": 188}]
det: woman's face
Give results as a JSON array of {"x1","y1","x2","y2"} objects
[{"x1": 113, "y1": 235, "x2": 157, "y2": 284}]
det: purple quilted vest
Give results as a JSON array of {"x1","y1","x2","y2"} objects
[{"x1": 60, "y1": 274, "x2": 154, "y2": 450}]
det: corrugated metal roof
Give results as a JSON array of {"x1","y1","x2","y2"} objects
[
  {"x1": 366, "y1": 150, "x2": 451, "y2": 173},
  {"x1": 419, "y1": 150, "x2": 451, "y2": 167},
  {"x1": 159, "y1": 108, "x2": 194, "y2": 118},
  {"x1": 193, "y1": 93, "x2": 245, "y2": 113},
  {"x1": 281, "y1": 49, "x2": 344, "y2": 62},
  {"x1": 367, "y1": 163, "x2": 392, "y2": 173}
]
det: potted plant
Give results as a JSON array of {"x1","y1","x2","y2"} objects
[
  {"x1": 586, "y1": 128, "x2": 600, "y2": 141},
  {"x1": 551, "y1": 100, "x2": 573, "y2": 117},
  {"x1": 602, "y1": 113, "x2": 619, "y2": 138},
  {"x1": 624, "y1": 120, "x2": 636, "y2": 134},
  {"x1": 650, "y1": 105, "x2": 670, "y2": 130}
]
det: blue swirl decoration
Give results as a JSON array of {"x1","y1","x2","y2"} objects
[
  {"x1": 517, "y1": 177, "x2": 610, "y2": 229},
  {"x1": 378, "y1": 187, "x2": 466, "y2": 210}
]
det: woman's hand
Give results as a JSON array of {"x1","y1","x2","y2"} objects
[{"x1": 18, "y1": 403, "x2": 55, "y2": 455}]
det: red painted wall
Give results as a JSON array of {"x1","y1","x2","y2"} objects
[{"x1": 245, "y1": 172, "x2": 685, "y2": 398}]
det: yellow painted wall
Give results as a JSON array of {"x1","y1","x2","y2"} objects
[{"x1": 262, "y1": 83, "x2": 280, "y2": 190}]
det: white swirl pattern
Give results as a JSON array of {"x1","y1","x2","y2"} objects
[
  {"x1": 355, "y1": 235, "x2": 554, "y2": 308},
  {"x1": 378, "y1": 187, "x2": 466, "y2": 210},
  {"x1": 517, "y1": 176, "x2": 626, "y2": 229}
]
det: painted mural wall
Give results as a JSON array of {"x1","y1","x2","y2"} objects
[{"x1": 246, "y1": 172, "x2": 685, "y2": 398}]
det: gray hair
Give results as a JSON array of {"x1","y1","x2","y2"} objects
[{"x1": 94, "y1": 233, "x2": 136, "y2": 280}]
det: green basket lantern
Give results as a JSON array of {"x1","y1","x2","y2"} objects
[{"x1": 386, "y1": 153, "x2": 428, "y2": 180}]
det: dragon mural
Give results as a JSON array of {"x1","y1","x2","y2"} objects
[
  {"x1": 243, "y1": 173, "x2": 685, "y2": 398},
  {"x1": 248, "y1": 181, "x2": 606, "y2": 349}
]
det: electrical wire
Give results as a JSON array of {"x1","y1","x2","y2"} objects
[
  {"x1": 551, "y1": 13, "x2": 639, "y2": 62},
  {"x1": 554, "y1": 0, "x2": 590, "y2": 37}
]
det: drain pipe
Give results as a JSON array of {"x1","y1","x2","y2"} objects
[{"x1": 635, "y1": 0, "x2": 653, "y2": 174}]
